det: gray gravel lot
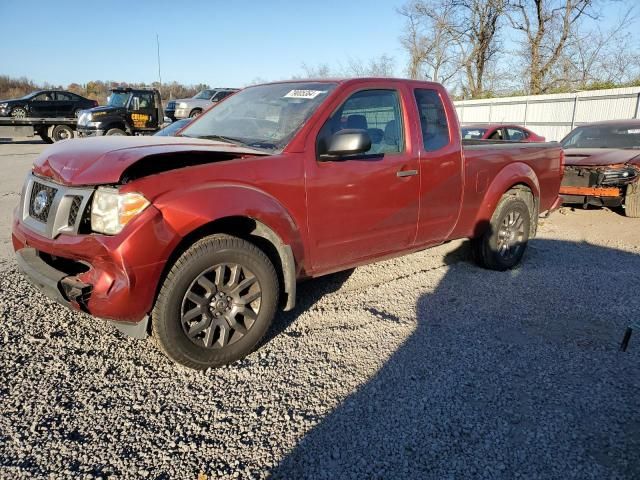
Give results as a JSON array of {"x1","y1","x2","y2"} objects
[{"x1": 1, "y1": 140, "x2": 639, "y2": 479}]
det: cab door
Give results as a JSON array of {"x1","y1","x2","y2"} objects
[
  {"x1": 413, "y1": 88, "x2": 464, "y2": 246},
  {"x1": 305, "y1": 87, "x2": 420, "y2": 273},
  {"x1": 127, "y1": 92, "x2": 158, "y2": 131}
]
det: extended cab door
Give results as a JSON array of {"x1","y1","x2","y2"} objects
[
  {"x1": 413, "y1": 87, "x2": 464, "y2": 246},
  {"x1": 305, "y1": 87, "x2": 420, "y2": 273}
]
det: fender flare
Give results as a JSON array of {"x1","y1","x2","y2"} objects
[
  {"x1": 473, "y1": 162, "x2": 540, "y2": 236},
  {"x1": 155, "y1": 183, "x2": 305, "y2": 310}
]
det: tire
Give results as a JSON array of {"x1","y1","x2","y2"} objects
[
  {"x1": 624, "y1": 182, "x2": 640, "y2": 218},
  {"x1": 152, "y1": 234, "x2": 279, "y2": 369},
  {"x1": 471, "y1": 189, "x2": 532, "y2": 271},
  {"x1": 51, "y1": 124, "x2": 74, "y2": 142},
  {"x1": 38, "y1": 133, "x2": 53, "y2": 144},
  {"x1": 189, "y1": 109, "x2": 202, "y2": 118},
  {"x1": 105, "y1": 128, "x2": 126, "y2": 136},
  {"x1": 11, "y1": 107, "x2": 27, "y2": 118}
]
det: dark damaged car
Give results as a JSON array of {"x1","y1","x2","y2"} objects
[{"x1": 559, "y1": 120, "x2": 640, "y2": 217}]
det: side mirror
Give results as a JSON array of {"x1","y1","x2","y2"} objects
[{"x1": 321, "y1": 129, "x2": 371, "y2": 159}]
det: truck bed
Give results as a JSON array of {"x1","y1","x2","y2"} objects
[{"x1": 451, "y1": 140, "x2": 563, "y2": 238}]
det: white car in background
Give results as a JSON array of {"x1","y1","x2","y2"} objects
[{"x1": 165, "y1": 88, "x2": 238, "y2": 120}]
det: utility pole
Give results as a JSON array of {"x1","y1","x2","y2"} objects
[{"x1": 156, "y1": 33, "x2": 162, "y2": 87}]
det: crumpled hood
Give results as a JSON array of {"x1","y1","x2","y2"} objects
[
  {"x1": 32, "y1": 136, "x2": 268, "y2": 186},
  {"x1": 563, "y1": 148, "x2": 640, "y2": 167}
]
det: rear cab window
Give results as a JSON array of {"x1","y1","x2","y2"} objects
[
  {"x1": 317, "y1": 89, "x2": 404, "y2": 157},
  {"x1": 414, "y1": 89, "x2": 450, "y2": 151}
]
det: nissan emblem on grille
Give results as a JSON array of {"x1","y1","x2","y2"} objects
[{"x1": 33, "y1": 190, "x2": 49, "y2": 216}]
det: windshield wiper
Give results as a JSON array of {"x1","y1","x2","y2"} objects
[{"x1": 180, "y1": 134, "x2": 245, "y2": 146}]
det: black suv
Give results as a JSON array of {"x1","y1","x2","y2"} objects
[{"x1": 0, "y1": 90, "x2": 98, "y2": 119}]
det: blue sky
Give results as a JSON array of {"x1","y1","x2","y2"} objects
[
  {"x1": 0, "y1": 0, "x2": 407, "y2": 87},
  {"x1": 1, "y1": 0, "x2": 637, "y2": 88}
]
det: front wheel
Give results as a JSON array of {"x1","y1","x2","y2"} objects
[
  {"x1": 105, "y1": 128, "x2": 126, "y2": 136},
  {"x1": 11, "y1": 107, "x2": 27, "y2": 118},
  {"x1": 624, "y1": 182, "x2": 640, "y2": 218},
  {"x1": 189, "y1": 109, "x2": 202, "y2": 118},
  {"x1": 472, "y1": 189, "x2": 532, "y2": 271},
  {"x1": 152, "y1": 234, "x2": 279, "y2": 369}
]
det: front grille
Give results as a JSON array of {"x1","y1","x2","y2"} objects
[
  {"x1": 22, "y1": 174, "x2": 94, "y2": 239},
  {"x1": 68, "y1": 196, "x2": 83, "y2": 226},
  {"x1": 28, "y1": 182, "x2": 58, "y2": 223}
]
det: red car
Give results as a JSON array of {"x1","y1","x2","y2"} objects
[
  {"x1": 461, "y1": 124, "x2": 546, "y2": 142},
  {"x1": 559, "y1": 119, "x2": 640, "y2": 217},
  {"x1": 13, "y1": 78, "x2": 563, "y2": 369}
]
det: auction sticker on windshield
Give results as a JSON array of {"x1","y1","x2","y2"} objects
[{"x1": 283, "y1": 90, "x2": 327, "y2": 99}]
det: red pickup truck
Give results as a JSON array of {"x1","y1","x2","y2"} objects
[{"x1": 12, "y1": 78, "x2": 563, "y2": 369}]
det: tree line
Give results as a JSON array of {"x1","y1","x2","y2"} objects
[
  {"x1": 398, "y1": 0, "x2": 640, "y2": 98},
  {"x1": 0, "y1": 76, "x2": 211, "y2": 104},
  {"x1": 299, "y1": 0, "x2": 640, "y2": 99}
]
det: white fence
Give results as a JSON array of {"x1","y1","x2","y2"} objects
[{"x1": 454, "y1": 86, "x2": 640, "y2": 141}]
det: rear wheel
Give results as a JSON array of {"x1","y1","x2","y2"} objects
[
  {"x1": 152, "y1": 234, "x2": 279, "y2": 369},
  {"x1": 624, "y1": 182, "x2": 640, "y2": 218},
  {"x1": 472, "y1": 189, "x2": 532, "y2": 271},
  {"x1": 11, "y1": 107, "x2": 27, "y2": 118},
  {"x1": 105, "y1": 128, "x2": 126, "y2": 136},
  {"x1": 189, "y1": 109, "x2": 202, "y2": 118},
  {"x1": 51, "y1": 124, "x2": 74, "y2": 142}
]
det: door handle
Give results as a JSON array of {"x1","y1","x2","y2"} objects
[{"x1": 397, "y1": 169, "x2": 418, "y2": 178}]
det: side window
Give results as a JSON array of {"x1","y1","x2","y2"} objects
[
  {"x1": 488, "y1": 129, "x2": 504, "y2": 140},
  {"x1": 317, "y1": 89, "x2": 404, "y2": 156},
  {"x1": 32, "y1": 93, "x2": 53, "y2": 101},
  {"x1": 507, "y1": 128, "x2": 525, "y2": 141},
  {"x1": 55, "y1": 92, "x2": 72, "y2": 101},
  {"x1": 414, "y1": 89, "x2": 450, "y2": 151},
  {"x1": 133, "y1": 92, "x2": 155, "y2": 109},
  {"x1": 212, "y1": 91, "x2": 231, "y2": 101}
]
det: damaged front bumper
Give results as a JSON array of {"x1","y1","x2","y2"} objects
[{"x1": 560, "y1": 164, "x2": 639, "y2": 207}]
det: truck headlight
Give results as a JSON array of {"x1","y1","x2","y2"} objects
[
  {"x1": 91, "y1": 187, "x2": 150, "y2": 235},
  {"x1": 178, "y1": 102, "x2": 188, "y2": 108}
]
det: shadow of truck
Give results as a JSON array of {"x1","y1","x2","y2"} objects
[{"x1": 271, "y1": 238, "x2": 640, "y2": 479}]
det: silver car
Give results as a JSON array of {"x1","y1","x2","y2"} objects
[{"x1": 165, "y1": 88, "x2": 238, "y2": 120}]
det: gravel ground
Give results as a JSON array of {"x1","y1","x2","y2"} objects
[{"x1": 1, "y1": 141, "x2": 639, "y2": 479}]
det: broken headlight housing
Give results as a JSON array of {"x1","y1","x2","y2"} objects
[
  {"x1": 600, "y1": 166, "x2": 639, "y2": 185},
  {"x1": 91, "y1": 187, "x2": 150, "y2": 235}
]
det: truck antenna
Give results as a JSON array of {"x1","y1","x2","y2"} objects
[{"x1": 156, "y1": 33, "x2": 162, "y2": 87}]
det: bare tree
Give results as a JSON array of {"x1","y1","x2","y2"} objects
[
  {"x1": 564, "y1": 6, "x2": 640, "y2": 88},
  {"x1": 398, "y1": 0, "x2": 506, "y2": 98},
  {"x1": 397, "y1": 1, "x2": 461, "y2": 84},
  {"x1": 508, "y1": 0, "x2": 597, "y2": 94},
  {"x1": 299, "y1": 55, "x2": 396, "y2": 79}
]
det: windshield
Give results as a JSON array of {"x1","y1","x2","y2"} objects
[
  {"x1": 561, "y1": 124, "x2": 640, "y2": 149},
  {"x1": 193, "y1": 90, "x2": 215, "y2": 100},
  {"x1": 180, "y1": 82, "x2": 337, "y2": 151},
  {"x1": 461, "y1": 127, "x2": 487, "y2": 139},
  {"x1": 107, "y1": 92, "x2": 131, "y2": 108}
]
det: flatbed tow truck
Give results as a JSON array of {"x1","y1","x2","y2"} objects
[{"x1": 0, "y1": 117, "x2": 78, "y2": 143}]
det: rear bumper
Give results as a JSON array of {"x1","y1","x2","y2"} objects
[{"x1": 12, "y1": 206, "x2": 181, "y2": 324}]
